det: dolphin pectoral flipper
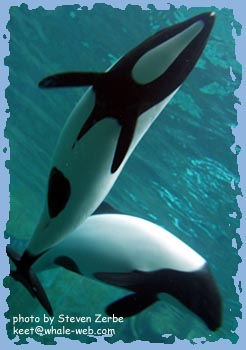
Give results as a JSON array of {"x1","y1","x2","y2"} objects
[
  {"x1": 6, "y1": 245, "x2": 53, "y2": 316},
  {"x1": 39, "y1": 72, "x2": 106, "y2": 88},
  {"x1": 54, "y1": 256, "x2": 81, "y2": 275},
  {"x1": 106, "y1": 293, "x2": 157, "y2": 318}
]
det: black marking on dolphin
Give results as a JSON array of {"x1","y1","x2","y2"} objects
[
  {"x1": 39, "y1": 12, "x2": 215, "y2": 174},
  {"x1": 48, "y1": 167, "x2": 71, "y2": 218},
  {"x1": 106, "y1": 293, "x2": 157, "y2": 318},
  {"x1": 95, "y1": 263, "x2": 222, "y2": 331}
]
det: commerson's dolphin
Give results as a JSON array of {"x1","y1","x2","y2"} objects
[
  {"x1": 7, "y1": 12, "x2": 215, "y2": 316},
  {"x1": 33, "y1": 206, "x2": 221, "y2": 331}
]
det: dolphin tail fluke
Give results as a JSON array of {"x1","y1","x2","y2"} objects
[
  {"x1": 39, "y1": 72, "x2": 105, "y2": 88},
  {"x1": 6, "y1": 245, "x2": 53, "y2": 316}
]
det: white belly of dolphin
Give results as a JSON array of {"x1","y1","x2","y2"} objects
[
  {"x1": 28, "y1": 90, "x2": 123, "y2": 255},
  {"x1": 34, "y1": 214, "x2": 205, "y2": 275}
]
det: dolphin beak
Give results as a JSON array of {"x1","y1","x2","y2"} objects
[
  {"x1": 197, "y1": 11, "x2": 216, "y2": 36},
  {"x1": 172, "y1": 11, "x2": 216, "y2": 84},
  {"x1": 131, "y1": 12, "x2": 216, "y2": 89}
]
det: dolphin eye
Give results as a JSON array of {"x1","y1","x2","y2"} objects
[{"x1": 48, "y1": 167, "x2": 71, "y2": 218}]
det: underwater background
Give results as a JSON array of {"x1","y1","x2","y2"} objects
[{"x1": 4, "y1": 3, "x2": 242, "y2": 346}]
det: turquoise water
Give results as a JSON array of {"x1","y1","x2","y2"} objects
[{"x1": 4, "y1": 4, "x2": 241, "y2": 345}]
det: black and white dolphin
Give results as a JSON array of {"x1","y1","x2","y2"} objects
[
  {"x1": 7, "y1": 12, "x2": 215, "y2": 316},
  {"x1": 33, "y1": 207, "x2": 222, "y2": 331}
]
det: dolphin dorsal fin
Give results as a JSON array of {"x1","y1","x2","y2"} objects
[{"x1": 39, "y1": 72, "x2": 106, "y2": 88}]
